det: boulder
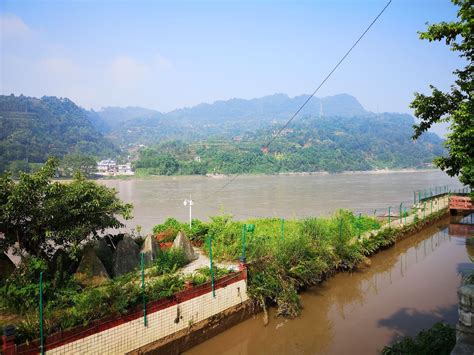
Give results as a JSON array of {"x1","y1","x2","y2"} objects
[
  {"x1": 92, "y1": 239, "x2": 114, "y2": 276},
  {"x1": 74, "y1": 248, "x2": 110, "y2": 286},
  {"x1": 172, "y1": 231, "x2": 197, "y2": 263},
  {"x1": 141, "y1": 234, "x2": 161, "y2": 266},
  {"x1": 113, "y1": 235, "x2": 140, "y2": 276},
  {"x1": 0, "y1": 253, "x2": 15, "y2": 281},
  {"x1": 50, "y1": 249, "x2": 76, "y2": 286}
]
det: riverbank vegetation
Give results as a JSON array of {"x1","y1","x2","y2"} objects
[
  {"x1": 133, "y1": 113, "x2": 444, "y2": 174},
  {"x1": 382, "y1": 322, "x2": 455, "y2": 355}
]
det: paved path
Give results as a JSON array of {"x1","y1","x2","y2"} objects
[{"x1": 361, "y1": 194, "x2": 450, "y2": 240}]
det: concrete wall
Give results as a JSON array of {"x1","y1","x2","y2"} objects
[{"x1": 13, "y1": 271, "x2": 248, "y2": 355}]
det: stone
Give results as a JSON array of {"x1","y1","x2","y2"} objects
[
  {"x1": 50, "y1": 249, "x2": 76, "y2": 286},
  {"x1": 92, "y1": 239, "x2": 114, "y2": 276},
  {"x1": 113, "y1": 235, "x2": 140, "y2": 276},
  {"x1": 172, "y1": 231, "x2": 197, "y2": 263},
  {"x1": 0, "y1": 253, "x2": 15, "y2": 281},
  {"x1": 74, "y1": 248, "x2": 110, "y2": 286},
  {"x1": 141, "y1": 234, "x2": 161, "y2": 266}
]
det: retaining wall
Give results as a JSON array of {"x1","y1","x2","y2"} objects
[{"x1": 4, "y1": 269, "x2": 247, "y2": 355}]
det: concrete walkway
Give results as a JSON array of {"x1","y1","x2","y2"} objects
[
  {"x1": 180, "y1": 247, "x2": 240, "y2": 275},
  {"x1": 361, "y1": 194, "x2": 450, "y2": 240}
]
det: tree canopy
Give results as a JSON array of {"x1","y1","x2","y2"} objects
[
  {"x1": 0, "y1": 158, "x2": 133, "y2": 259},
  {"x1": 411, "y1": 0, "x2": 473, "y2": 189}
]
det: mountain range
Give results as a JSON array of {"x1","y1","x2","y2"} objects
[{"x1": 0, "y1": 93, "x2": 444, "y2": 174}]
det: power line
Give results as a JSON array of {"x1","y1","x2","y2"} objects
[
  {"x1": 200, "y1": 0, "x2": 392, "y2": 203},
  {"x1": 264, "y1": 0, "x2": 392, "y2": 149}
]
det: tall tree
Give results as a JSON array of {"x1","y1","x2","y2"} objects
[
  {"x1": 411, "y1": 0, "x2": 473, "y2": 189},
  {"x1": 0, "y1": 158, "x2": 133, "y2": 259}
]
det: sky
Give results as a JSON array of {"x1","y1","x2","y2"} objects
[{"x1": 0, "y1": 0, "x2": 465, "y2": 123}]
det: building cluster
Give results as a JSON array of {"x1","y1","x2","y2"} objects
[{"x1": 97, "y1": 159, "x2": 134, "y2": 176}]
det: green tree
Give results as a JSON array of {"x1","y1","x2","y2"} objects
[
  {"x1": 61, "y1": 153, "x2": 97, "y2": 177},
  {"x1": 411, "y1": 0, "x2": 473, "y2": 189},
  {"x1": 0, "y1": 158, "x2": 133, "y2": 259}
]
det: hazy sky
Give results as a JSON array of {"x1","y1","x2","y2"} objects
[{"x1": 0, "y1": 0, "x2": 464, "y2": 116}]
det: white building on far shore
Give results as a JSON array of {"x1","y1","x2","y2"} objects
[{"x1": 97, "y1": 159, "x2": 134, "y2": 176}]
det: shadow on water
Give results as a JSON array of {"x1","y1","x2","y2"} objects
[{"x1": 378, "y1": 304, "x2": 459, "y2": 345}]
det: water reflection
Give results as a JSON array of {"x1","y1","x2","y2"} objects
[{"x1": 186, "y1": 214, "x2": 473, "y2": 355}]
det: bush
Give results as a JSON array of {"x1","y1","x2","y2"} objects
[
  {"x1": 151, "y1": 248, "x2": 188, "y2": 275},
  {"x1": 382, "y1": 322, "x2": 455, "y2": 355}
]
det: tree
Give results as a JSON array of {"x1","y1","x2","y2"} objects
[
  {"x1": 0, "y1": 158, "x2": 133, "y2": 259},
  {"x1": 411, "y1": 0, "x2": 473, "y2": 190},
  {"x1": 61, "y1": 153, "x2": 97, "y2": 177}
]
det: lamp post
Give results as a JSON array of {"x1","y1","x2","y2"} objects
[{"x1": 183, "y1": 196, "x2": 193, "y2": 228}]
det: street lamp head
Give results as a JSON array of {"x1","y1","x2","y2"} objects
[{"x1": 183, "y1": 200, "x2": 188, "y2": 206}]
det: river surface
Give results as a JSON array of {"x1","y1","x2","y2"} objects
[
  {"x1": 100, "y1": 170, "x2": 462, "y2": 234},
  {"x1": 185, "y1": 214, "x2": 474, "y2": 355}
]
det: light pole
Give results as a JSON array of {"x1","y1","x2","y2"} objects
[{"x1": 183, "y1": 196, "x2": 193, "y2": 228}]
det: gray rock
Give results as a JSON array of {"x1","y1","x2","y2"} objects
[
  {"x1": 93, "y1": 239, "x2": 114, "y2": 276},
  {"x1": 172, "y1": 231, "x2": 197, "y2": 263},
  {"x1": 74, "y1": 248, "x2": 110, "y2": 286},
  {"x1": 0, "y1": 253, "x2": 15, "y2": 281},
  {"x1": 113, "y1": 235, "x2": 140, "y2": 276},
  {"x1": 141, "y1": 235, "x2": 161, "y2": 266}
]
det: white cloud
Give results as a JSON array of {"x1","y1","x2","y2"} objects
[
  {"x1": 0, "y1": 14, "x2": 33, "y2": 39},
  {"x1": 38, "y1": 57, "x2": 81, "y2": 78},
  {"x1": 107, "y1": 56, "x2": 150, "y2": 89}
]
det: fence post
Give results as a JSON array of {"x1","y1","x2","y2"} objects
[
  {"x1": 388, "y1": 206, "x2": 391, "y2": 228},
  {"x1": 39, "y1": 271, "x2": 44, "y2": 355},
  {"x1": 280, "y1": 218, "x2": 285, "y2": 240},
  {"x1": 423, "y1": 202, "x2": 426, "y2": 220},
  {"x1": 339, "y1": 218, "x2": 343, "y2": 240},
  {"x1": 241, "y1": 224, "x2": 247, "y2": 262},
  {"x1": 358, "y1": 213, "x2": 361, "y2": 239},
  {"x1": 430, "y1": 199, "x2": 433, "y2": 215},
  {"x1": 141, "y1": 252, "x2": 147, "y2": 327},
  {"x1": 404, "y1": 207, "x2": 407, "y2": 225},
  {"x1": 208, "y1": 235, "x2": 215, "y2": 298},
  {"x1": 399, "y1": 203, "x2": 403, "y2": 223},
  {"x1": 413, "y1": 191, "x2": 416, "y2": 205}
]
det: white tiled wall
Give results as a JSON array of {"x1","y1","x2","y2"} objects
[{"x1": 47, "y1": 279, "x2": 248, "y2": 355}]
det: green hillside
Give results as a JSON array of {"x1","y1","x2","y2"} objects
[
  {"x1": 0, "y1": 95, "x2": 118, "y2": 173},
  {"x1": 134, "y1": 114, "x2": 445, "y2": 174}
]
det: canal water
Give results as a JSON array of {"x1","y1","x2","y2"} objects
[
  {"x1": 185, "y1": 214, "x2": 474, "y2": 355},
  {"x1": 100, "y1": 170, "x2": 462, "y2": 234}
]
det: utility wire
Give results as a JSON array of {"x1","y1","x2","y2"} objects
[
  {"x1": 264, "y1": 0, "x2": 392, "y2": 149},
  {"x1": 200, "y1": 0, "x2": 392, "y2": 203}
]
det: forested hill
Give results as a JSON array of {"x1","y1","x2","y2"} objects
[
  {"x1": 134, "y1": 114, "x2": 445, "y2": 175},
  {"x1": 0, "y1": 95, "x2": 118, "y2": 173},
  {"x1": 93, "y1": 93, "x2": 368, "y2": 145}
]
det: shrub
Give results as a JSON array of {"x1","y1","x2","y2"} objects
[{"x1": 382, "y1": 322, "x2": 455, "y2": 355}]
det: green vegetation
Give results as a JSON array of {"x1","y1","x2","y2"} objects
[
  {"x1": 0, "y1": 158, "x2": 132, "y2": 259},
  {"x1": 134, "y1": 114, "x2": 443, "y2": 175},
  {"x1": 411, "y1": 0, "x2": 473, "y2": 194},
  {"x1": 382, "y1": 322, "x2": 456, "y2": 355},
  {"x1": 0, "y1": 95, "x2": 119, "y2": 174}
]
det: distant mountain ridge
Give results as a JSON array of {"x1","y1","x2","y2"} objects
[
  {"x1": 0, "y1": 95, "x2": 118, "y2": 172},
  {"x1": 92, "y1": 93, "x2": 371, "y2": 145},
  {"x1": 0, "y1": 93, "x2": 445, "y2": 174}
]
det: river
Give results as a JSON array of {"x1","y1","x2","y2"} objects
[
  {"x1": 100, "y1": 170, "x2": 462, "y2": 234},
  {"x1": 185, "y1": 213, "x2": 474, "y2": 355}
]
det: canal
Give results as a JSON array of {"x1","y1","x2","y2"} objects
[{"x1": 185, "y1": 214, "x2": 474, "y2": 354}]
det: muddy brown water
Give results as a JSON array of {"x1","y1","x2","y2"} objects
[
  {"x1": 100, "y1": 170, "x2": 462, "y2": 234},
  {"x1": 184, "y1": 214, "x2": 474, "y2": 355}
]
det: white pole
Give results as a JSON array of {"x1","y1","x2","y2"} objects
[{"x1": 189, "y1": 195, "x2": 192, "y2": 228}]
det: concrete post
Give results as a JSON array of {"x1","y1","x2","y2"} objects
[{"x1": 452, "y1": 284, "x2": 474, "y2": 354}]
